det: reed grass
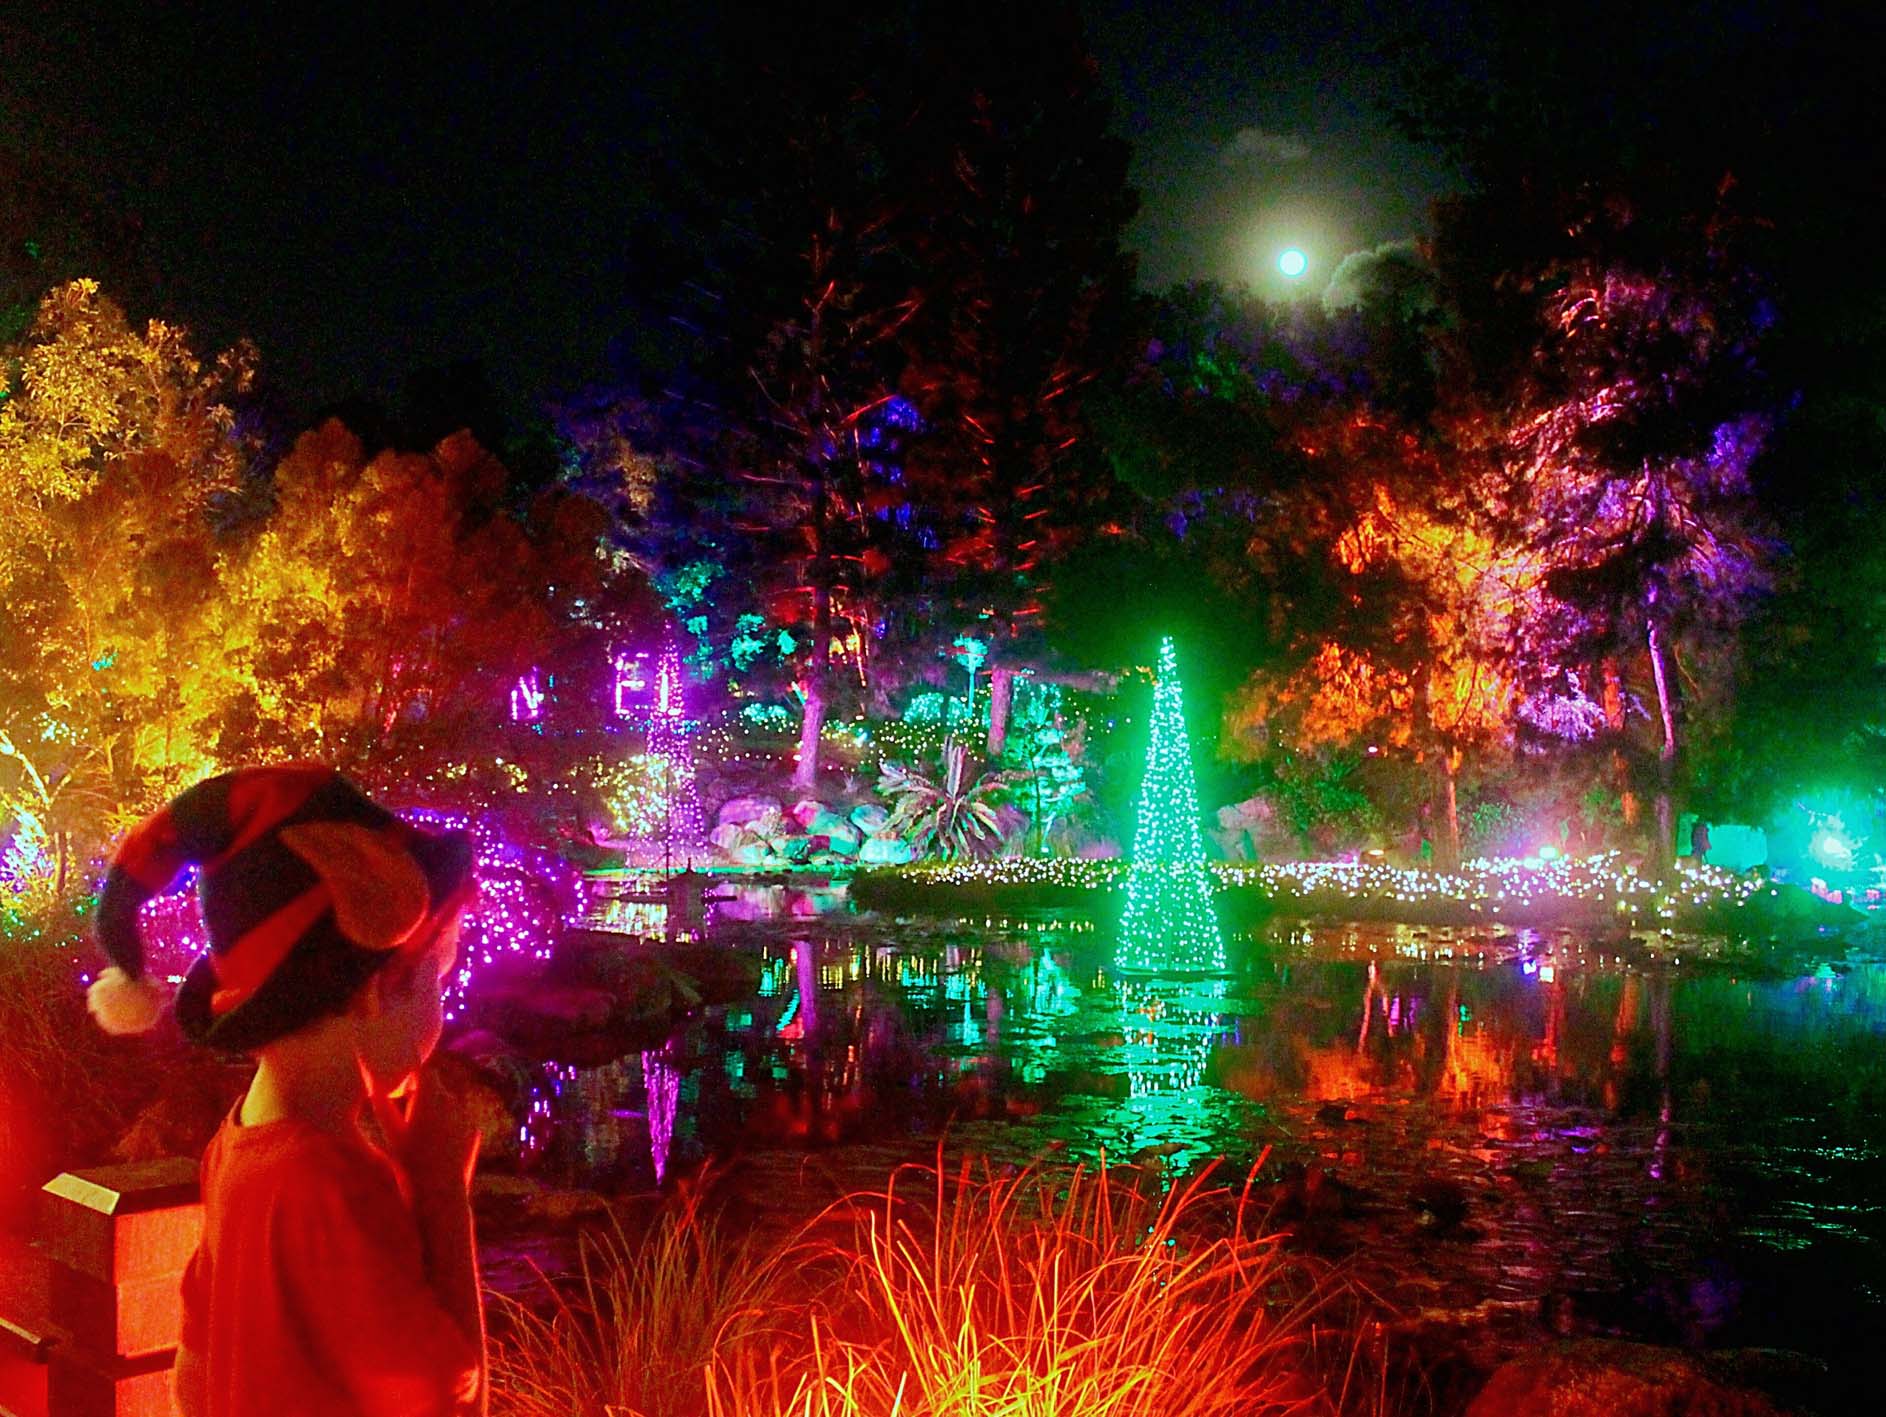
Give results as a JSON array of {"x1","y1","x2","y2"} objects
[{"x1": 491, "y1": 1150, "x2": 1401, "y2": 1417}]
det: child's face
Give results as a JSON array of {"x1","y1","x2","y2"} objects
[{"x1": 352, "y1": 912, "x2": 462, "y2": 1092}]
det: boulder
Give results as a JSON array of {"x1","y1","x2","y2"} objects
[
  {"x1": 708, "y1": 822, "x2": 746, "y2": 853},
  {"x1": 1211, "y1": 827, "x2": 1253, "y2": 860},
  {"x1": 426, "y1": 1048, "x2": 521, "y2": 1166},
  {"x1": 1216, "y1": 795, "x2": 1270, "y2": 831},
  {"x1": 472, "y1": 984, "x2": 617, "y2": 1049},
  {"x1": 788, "y1": 797, "x2": 828, "y2": 830},
  {"x1": 715, "y1": 794, "x2": 782, "y2": 828},
  {"x1": 859, "y1": 834, "x2": 916, "y2": 867},
  {"x1": 810, "y1": 812, "x2": 862, "y2": 852},
  {"x1": 111, "y1": 1060, "x2": 254, "y2": 1163},
  {"x1": 850, "y1": 803, "x2": 890, "y2": 833},
  {"x1": 1464, "y1": 1340, "x2": 1788, "y2": 1417}
]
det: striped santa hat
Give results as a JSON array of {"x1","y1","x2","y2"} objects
[{"x1": 89, "y1": 764, "x2": 474, "y2": 1052}]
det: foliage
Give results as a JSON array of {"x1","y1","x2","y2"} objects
[
  {"x1": 877, "y1": 742, "x2": 1019, "y2": 861},
  {"x1": 1240, "y1": 751, "x2": 1385, "y2": 859},
  {"x1": 1001, "y1": 680, "x2": 1093, "y2": 853},
  {"x1": 0, "y1": 895, "x2": 221, "y2": 1228},
  {"x1": 562, "y1": 7, "x2": 1137, "y2": 780},
  {"x1": 0, "y1": 281, "x2": 256, "y2": 870},
  {"x1": 0, "y1": 281, "x2": 652, "y2": 879},
  {"x1": 486, "y1": 1183, "x2": 779, "y2": 1417},
  {"x1": 491, "y1": 1156, "x2": 1381, "y2": 1417},
  {"x1": 590, "y1": 754, "x2": 684, "y2": 838},
  {"x1": 1464, "y1": 798, "x2": 1522, "y2": 857},
  {"x1": 218, "y1": 418, "x2": 650, "y2": 803}
]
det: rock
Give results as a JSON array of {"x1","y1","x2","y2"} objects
[
  {"x1": 708, "y1": 822, "x2": 746, "y2": 853},
  {"x1": 716, "y1": 794, "x2": 782, "y2": 827},
  {"x1": 111, "y1": 1060, "x2": 253, "y2": 1163},
  {"x1": 426, "y1": 1048, "x2": 520, "y2": 1166},
  {"x1": 1704, "y1": 1350, "x2": 1828, "y2": 1416},
  {"x1": 859, "y1": 835, "x2": 916, "y2": 866},
  {"x1": 472, "y1": 984, "x2": 616, "y2": 1048},
  {"x1": 1464, "y1": 1340, "x2": 1788, "y2": 1417},
  {"x1": 788, "y1": 797, "x2": 828, "y2": 830},
  {"x1": 850, "y1": 803, "x2": 890, "y2": 833},
  {"x1": 1410, "y1": 1177, "x2": 1470, "y2": 1231},
  {"x1": 809, "y1": 811, "x2": 862, "y2": 850},
  {"x1": 1216, "y1": 796, "x2": 1269, "y2": 831},
  {"x1": 1211, "y1": 827, "x2": 1254, "y2": 860},
  {"x1": 523, "y1": 1187, "x2": 614, "y2": 1224},
  {"x1": 444, "y1": 1029, "x2": 539, "y2": 1108}
]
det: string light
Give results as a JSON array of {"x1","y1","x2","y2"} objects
[
  {"x1": 1118, "y1": 637, "x2": 1227, "y2": 975},
  {"x1": 645, "y1": 636, "x2": 708, "y2": 860},
  {"x1": 875, "y1": 851, "x2": 1773, "y2": 923}
]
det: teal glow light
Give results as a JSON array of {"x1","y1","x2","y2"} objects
[
  {"x1": 1278, "y1": 248, "x2": 1307, "y2": 278},
  {"x1": 1117, "y1": 636, "x2": 1227, "y2": 975}
]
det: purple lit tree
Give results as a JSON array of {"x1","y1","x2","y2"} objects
[{"x1": 1500, "y1": 216, "x2": 1772, "y2": 869}]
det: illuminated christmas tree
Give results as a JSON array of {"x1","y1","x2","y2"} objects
[
  {"x1": 1117, "y1": 636, "x2": 1226, "y2": 975},
  {"x1": 645, "y1": 635, "x2": 708, "y2": 865}
]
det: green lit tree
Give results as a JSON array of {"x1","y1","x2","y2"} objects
[{"x1": 1118, "y1": 637, "x2": 1226, "y2": 975}]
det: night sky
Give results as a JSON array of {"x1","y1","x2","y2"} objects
[
  {"x1": 1, "y1": 2, "x2": 1508, "y2": 413},
  {"x1": 1086, "y1": 0, "x2": 1464, "y2": 295}
]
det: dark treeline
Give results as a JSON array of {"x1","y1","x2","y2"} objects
[{"x1": 6, "y1": 0, "x2": 1883, "y2": 871}]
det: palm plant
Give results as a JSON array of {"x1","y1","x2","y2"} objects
[{"x1": 877, "y1": 741, "x2": 1020, "y2": 860}]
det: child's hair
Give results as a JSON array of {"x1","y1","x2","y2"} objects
[{"x1": 88, "y1": 765, "x2": 474, "y2": 1052}]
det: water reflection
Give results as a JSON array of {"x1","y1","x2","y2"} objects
[{"x1": 502, "y1": 914, "x2": 1886, "y2": 1365}]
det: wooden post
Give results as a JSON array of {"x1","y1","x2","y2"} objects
[{"x1": 0, "y1": 1159, "x2": 203, "y2": 1417}]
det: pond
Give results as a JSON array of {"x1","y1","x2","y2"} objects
[{"x1": 493, "y1": 890, "x2": 1886, "y2": 1385}]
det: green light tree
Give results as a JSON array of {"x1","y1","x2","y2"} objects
[{"x1": 1118, "y1": 636, "x2": 1226, "y2": 974}]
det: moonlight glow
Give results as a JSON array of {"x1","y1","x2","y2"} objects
[{"x1": 1278, "y1": 248, "x2": 1308, "y2": 278}]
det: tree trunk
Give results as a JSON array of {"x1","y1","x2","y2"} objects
[
  {"x1": 986, "y1": 667, "x2": 1014, "y2": 758},
  {"x1": 793, "y1": 583, "x2": 831, "y2": 792},
  {"x1": 1441, "y1": 746, "x2": 1463, "y2": 872},
  {"x1": 1647, "y1": 621, "x2": 1677, "y2": 876},
  {"x1": 1601, "y1": 658, "x2": 1639, "y2": 831}
]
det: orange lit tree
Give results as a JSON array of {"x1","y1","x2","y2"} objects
[
  {"x1": 219, "y1": 418, "x2": 645, "y2": 805},
  {"x1": 1226, "y1": 412, "x2": 1541, "y2": 867},
  {"x1": 0, "y1": 280, "x2": 255, "y2": 878}
]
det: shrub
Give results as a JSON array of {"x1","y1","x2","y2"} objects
[{"x1": 491, "y1": 1156, "x2": 1393, "y2": 1417}]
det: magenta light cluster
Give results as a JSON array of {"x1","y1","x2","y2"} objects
[
  {"x1": 400, "y1": 807, "x2": 585, "y2": 1021},
  {"x1": 130, "y1": 811, "x2": 583, "y2": 1020}
]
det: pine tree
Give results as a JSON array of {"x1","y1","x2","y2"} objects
[{"x1": 1118, "y1": 636, "x2": 1225, "y2": 975}]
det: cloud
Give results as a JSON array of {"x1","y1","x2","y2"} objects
[
  {"x1": 1220, "y1": 127, "x2": 1311, "y2": 167},
  {"x1": 1322, "y1": 239, "x2": 1438, "y2": 314}
]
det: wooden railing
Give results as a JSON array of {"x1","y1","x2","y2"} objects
[{"x1": 0, "y1": 1161, "x2": 200, "y2": 1417}]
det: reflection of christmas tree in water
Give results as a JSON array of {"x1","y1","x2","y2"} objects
[
  {"x1": 644, "y1": 635, "x2": 707, "y2": 863},
  {"x1": 1118, "y1": 637, "x2": 1227, "y2": 975},
  {"x1": 1098, "y1": 976, "x2": 1253, "y2": 1175},
  {"x1": 1117, "y1": 977, "x2": 1233, "y2": 1096},
  {"x1": 643, "y1": 1045, "x2": 681, "y2": 1183}
]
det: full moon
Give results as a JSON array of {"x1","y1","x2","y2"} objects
[{"x1": 1278, "y1": 248, "x2": 1308, "y2": 278}]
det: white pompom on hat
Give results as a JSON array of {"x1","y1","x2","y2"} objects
[{"x1": 86, "y1": 964, "x2": 169, "y2": 1036}]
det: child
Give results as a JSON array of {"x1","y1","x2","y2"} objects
[{"x1": 86, "y1": 764, "x2": 488, "y2": 1416}]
